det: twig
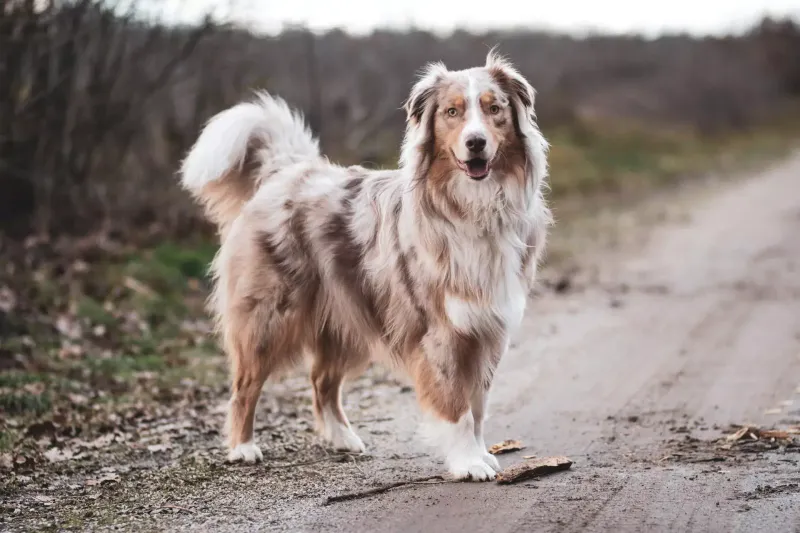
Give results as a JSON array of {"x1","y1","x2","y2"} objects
[
  {"x1": 323, "y1": 475, "x2": 446, "y2": 505},
  {"x1": 687, "y1": 456, "x2": 727, "y2": 463}
]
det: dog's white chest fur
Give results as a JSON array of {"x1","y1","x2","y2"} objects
[
  {"x1": 444, "y1": 288, "x2": 526, "y2": 333},
  {"x1": 437, "y1": 227, "x2": 529, "y2": 335},
  {"x1": 444, "y1": 270, "x2": 527, "y2": 334}
]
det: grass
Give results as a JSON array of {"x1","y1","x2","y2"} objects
[
  {"x1": 0, "y1": 431, "x2": 14, "y2": 451},
  {"x1": 0, "y1": 239, "x2": 224, "y2": 431},
  {"x1": 0, "y1": 372, "x2": 45, "y2": 389},
  {"x1": 0, "y1": 391, "x2": 52, "y2": 416},
  {"x1": 85, "y1": 353, "x2": 167, "y2": 377},
  {"x1": 546, "y1": 118, "x2": 799, "y2": 201},
  {"x1": 123, "y1": 242, "x2": 217, "y2": 294}
]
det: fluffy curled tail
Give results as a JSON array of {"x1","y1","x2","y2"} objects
[{"x1": 180, "y1": 92, "x2": 319, "y2": 233}]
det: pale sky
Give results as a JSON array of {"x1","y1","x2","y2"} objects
[{"x1": 156, "y1": 0, "x2": 800, "y2": 36}]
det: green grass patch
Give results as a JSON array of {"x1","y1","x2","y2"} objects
[
  {"x1": 0, "y1": 430, "x2": 15, "y2": 451},
  {"x1": 545, "y1": 117, "x2": 800, "y2": 201},
  {"x1": 87, "y1": 353, "x2": 166, "y2": 378},
  {"x1": 76, "y1": 296, "x2": 115, "y2": 326},
  {"x1": 0, "y1": 391, "x2": 52, "y2": 416},
  {"x1": 123, "y1": 242, "x2": 217, "y2": 295},
  {"x1": 0, "y1": 371, "x2": 45, "y2": 389}
]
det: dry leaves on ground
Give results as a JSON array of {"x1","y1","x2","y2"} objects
[{"x1": 488, "y1": 439, "x2": 525, "y2": 455}]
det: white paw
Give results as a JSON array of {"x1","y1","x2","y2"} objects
[
  {"x1": 447, "y1": 453, "x2": 497, "y2": 481},
  {"x1": 482, "y1": 452, "x2": 501, "y2": 472},
  {"x1": 227, "y1": 442, "x2": 263, "y2": 463},
  {"x1": 329, "y1": 426, "x2": 366, "y2": 453}
]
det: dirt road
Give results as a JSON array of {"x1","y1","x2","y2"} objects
[{"x1": 5, "y1": 155, "x2": 800, "y2": 532}]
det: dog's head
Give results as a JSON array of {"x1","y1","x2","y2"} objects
[{"x1": 401, "y1": 51, "x2": 548, "y2": 220}]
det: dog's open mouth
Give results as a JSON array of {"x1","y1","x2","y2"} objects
[{"x1": 456, "y1": 157, "x2": 491, "y2": 180}]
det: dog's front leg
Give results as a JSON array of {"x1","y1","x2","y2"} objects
[
  {"x1": 413, "y1": 330, "x2": 499, "y2": 481},
  {"x1": 471, "y1": 385, "x2": 501, "y2": 472},
  {"x1": 470, "y1": 338, "x2": 507, "y2": 472}
]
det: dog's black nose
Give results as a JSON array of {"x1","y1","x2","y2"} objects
[{"x1": 465, "y1": 135, "x2": 486, "y2": 153}]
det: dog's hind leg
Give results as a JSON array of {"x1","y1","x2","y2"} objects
[
  {"x1": 224, "y1": 297, "x2": 300, "y2": 463},
  {"x1": 226, "y1": 351, "x2": 269, "y2": 463},
  {"x1": 309, "y1": 330, "x2": 368, "y2": 453}
]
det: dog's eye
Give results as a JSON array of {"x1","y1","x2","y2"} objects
[
  {"x1": 446, "y1": 107, "x2": 458, "y2": 117},
  {"x1": 490, "y1": 104, "x2": 501, "y2": 115}
]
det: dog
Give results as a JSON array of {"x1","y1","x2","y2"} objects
[{"x1": 179, "y1": 51, "x2": 551, "y2": 481}]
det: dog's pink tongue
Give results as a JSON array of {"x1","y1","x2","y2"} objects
[{"x1": 466, "y1": 159, "x2": 488, "y2": 178}]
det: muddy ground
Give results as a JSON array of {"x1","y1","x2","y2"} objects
[{"x1": 2, "y1": 154, "x2": 800, "y2": 532}]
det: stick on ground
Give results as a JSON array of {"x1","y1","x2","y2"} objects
[{"x1": 323, "y1": 475, "x2": 446, "y2": 505}]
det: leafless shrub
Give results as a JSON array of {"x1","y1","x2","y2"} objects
[{"x1": 0, "y1": 0, "x2": 212, "y2": 237}]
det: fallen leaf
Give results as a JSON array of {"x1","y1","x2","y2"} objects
[
  {"x1": 44, "y1": 448, "x2": 74, "y2": 463},
  {"x1": 58, "y1": 343, "x2": 84, "y2": 360},
  {"x1": 522, "y1": 455, "x2": 538, "y2": 459},
  {"x1": 0, "y1": 286, "x2": 16, "y2": 312},
  {"x1": 34, "y1": 495, "x2": 54, "y2": 505},
  {"x1": 496, "y1": 456, "x2": 573, "y2": 485},
  {"x1": 0, "y1": 453, "x2": 13, "y2": 470},
  {"x1": 71, "y1": 260, "x2": 89, "y2": 273},
  {"x1": 55, "y1": 315, "x2": 82, "y2": 340},
  {"x1": 488, "y1": 439, "x2": 525, "y2": 455},
  {"x1": 67, "y1": 393, "x2": 89, "y2": 405},
  {"x1": 22, "y1": 382, "x2": 45, "y2": 396}
]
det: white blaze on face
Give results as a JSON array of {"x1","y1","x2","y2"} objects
[{"x1": 456, "y1": 74, "x2": 493, "y2": 162}]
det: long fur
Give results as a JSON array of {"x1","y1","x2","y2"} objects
[
  {"x1": 179, "y1": 52, "x2": 552, "y2": 479},
  {"x1": 180, "y1": 94, "x2": 320, "y2": 234}
]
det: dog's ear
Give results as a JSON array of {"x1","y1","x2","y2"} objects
[
  {"x1": 486, "y1": 49, "x2": 549, "y2": 192},
  {"x1": 486, "y1": 50, "x2": 536, "y2": 121},
  {"x1": 404, "y1": 62, "x2": 447, "y2": 125}
]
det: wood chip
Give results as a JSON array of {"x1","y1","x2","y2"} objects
[
  {"x1": 726, "y1": 427, "x2": 750, "y2": 442},
  {"x1": 496, "y1": 456, "x2": 572, "y2": 485},
  {"x1": 488, "y1": 439, "x2": 525, "y2": 455},
  {"x1": 725, "y1": 425, "x2": 798, "y2": 443},
  {"x1": 759, "y1": 430, "x2": 791, "y2": 440}
]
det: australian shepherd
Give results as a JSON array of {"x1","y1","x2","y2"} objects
[{"x1": 179, "y1": 52, "x2": 551, "y2": 481}]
